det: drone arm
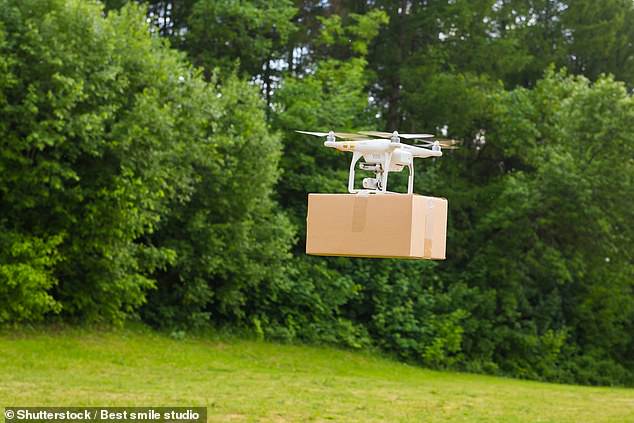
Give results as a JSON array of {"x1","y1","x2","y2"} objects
[{"x1": 402, "y1": 143, "x2": 442, "y2": 158}]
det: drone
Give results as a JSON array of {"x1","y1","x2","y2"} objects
[{"x1": 296, "y1": 130, "x2": 460, "y2": 194}]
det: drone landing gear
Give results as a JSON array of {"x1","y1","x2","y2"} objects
[{"x1": 348, "y1": 152, "x2": 414, "y2": 195}]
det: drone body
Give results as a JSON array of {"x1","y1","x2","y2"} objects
[{"x1": 296, "y1": 130, "x2": 457, "y2": 194}]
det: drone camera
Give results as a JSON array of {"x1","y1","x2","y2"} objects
[{"x1": 362, "y1": 177, "x2": 380, "y2": 190}]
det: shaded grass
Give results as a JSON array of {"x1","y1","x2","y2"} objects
[{"x1": 0, "y1": 325, "x2": 632, "y2": 422}]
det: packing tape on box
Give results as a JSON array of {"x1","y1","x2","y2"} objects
[
  {"x1": 424, "y1": 198, "x2": 434, "y2": 257},
  {"x1": 424, "y1": 238, "x2": 433, "y2": 257},
  {"x1": 352, "y1": 195, "x2": 368, "y2": 232}
]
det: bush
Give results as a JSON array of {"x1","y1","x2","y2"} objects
[
  {"x1": 0, "y1": 0, "x2": 292, "y2": 324},
  {"x1": 0, "y1": 230, "x2": 62, "y2": 322}
]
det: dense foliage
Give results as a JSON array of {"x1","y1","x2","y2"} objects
[
  {"x1": 1, "y1": 0, "x2": 633, "y2": 386},
  {"x1": 0, "y1": 0, "x2": 291, "y2": 326}
]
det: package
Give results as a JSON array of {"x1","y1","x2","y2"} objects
[{"x1": 306, "y1": 193, "x2": 447, "y2": 260}]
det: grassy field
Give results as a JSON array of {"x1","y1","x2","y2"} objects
[{"x1": 0, "y1": 325, "x2": 632, "y2": 422}]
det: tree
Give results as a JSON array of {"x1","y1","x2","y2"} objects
[
  {"x1": 0, "y1": 0, "x2": 291, "y2": 325},
  {"x1": 432, "y1": 70, "x2": 634, "y2": 384},
  {"x1": 563, "y1": 0, "x2": 634, "y2": 84},
  {"x1": 0, "y1": 0, "x2": 186, "y2": 322},
  {"x1": 141, "y1": 75, "x2": 295, "y2": 328},
  {"x1": 183, "y1": 0, "x2": 296, "y2": 78}
]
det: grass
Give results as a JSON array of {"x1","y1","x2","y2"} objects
[{"x1": 0, "y1": 325, "x2": 633, "y2": 422}]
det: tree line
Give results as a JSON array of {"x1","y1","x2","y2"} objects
[{"x1": 1, "y1": 0, "x2": 632, "y2": 386}]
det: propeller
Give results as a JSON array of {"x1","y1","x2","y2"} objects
[
  {"x1": 295, "y1": 130, "x2": 367, "y2": 140},
  {"x1": 420, "y1": 138, "x2": 462, "y2": 150},
  {"x1": 358, "y1": 130, "x2": 435, "y2": 140}
]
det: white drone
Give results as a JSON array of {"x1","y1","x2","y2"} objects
[{"x1": 296, "y1": 130, "x2": 459, "y2": 194}]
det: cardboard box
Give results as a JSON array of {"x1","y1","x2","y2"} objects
[{"x1": 306, "y1": 193, "x2": 447, "y2": 260}]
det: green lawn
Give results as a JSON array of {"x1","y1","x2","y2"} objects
[{"x1": 0, "y1": 326, "x2": 632, "y2": 422}]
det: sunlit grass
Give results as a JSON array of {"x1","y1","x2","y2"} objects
[{"x1": 1, "y1": 325, "x2": 632, "y2": 422}]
